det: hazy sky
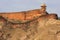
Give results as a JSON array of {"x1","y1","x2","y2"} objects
[{"x1": 0, "y1": 0, "x2": 60, "y2": 17}]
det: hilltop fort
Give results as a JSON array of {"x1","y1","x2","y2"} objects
[
  {"x1": 0, "y1": 3, "x2": 58, "y2": 22},
  {"x1": 0, "y1": 4, "x2": 60, "y2": 40}
]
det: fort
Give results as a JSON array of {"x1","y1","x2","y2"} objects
[
  {"x1": 0, "y1": 3, "x2": 58, "y2": 22},
  {"x1": 0, "y1": 3, "x2": 60, "y2": 40},
  {"x1": 0, "y1": 3, "x2": 58, "y2": 29}
]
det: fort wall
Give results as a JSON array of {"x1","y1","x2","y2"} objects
[{"x1": 0, "y1": 9, "x2": 48, "y2": 20}]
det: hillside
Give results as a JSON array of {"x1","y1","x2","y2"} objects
[{"x1": 0, "y1": 17, "x2": 60, "y2": 40}]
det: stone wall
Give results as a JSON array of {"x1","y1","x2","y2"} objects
[
  {"x1": 38, "y1": 14, "x2": 58, "y2": 21},
  {"x1": 0, "y1": 9, "x2": 48, "y2": 21}
]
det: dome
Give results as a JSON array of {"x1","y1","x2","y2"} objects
[{"x1": 41, "y1": 3, "x2": 46, "y2": 7}]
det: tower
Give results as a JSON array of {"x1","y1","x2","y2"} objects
[{"x1": 40, "y1": 3, "x2": 47, "y2": 12}]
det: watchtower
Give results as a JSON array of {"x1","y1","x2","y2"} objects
[{"x1": 40, "y1": 3, "x2": 47, "y2": 12}]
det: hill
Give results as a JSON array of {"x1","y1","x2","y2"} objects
[
  {"x1": 0, "y1": 3, "x2": 60, "y2": 40},
  {"x1": 0, "y1": 16, "x2": 60, "y2": 40}
]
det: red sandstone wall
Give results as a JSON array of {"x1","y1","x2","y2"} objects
[
  {"x1": 38, "y1": 14, "x2": 58, "y2": 21},
  {"x1": 0, "y1": 12, "x2": 24, "y2": 20},
  {"x1": 0, "y1": 9, "x2": 48, "y2": 20}
]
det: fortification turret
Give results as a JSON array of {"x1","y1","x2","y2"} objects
[{"x1": 40, "y1": 3, "x2": 47, "y2": 12}]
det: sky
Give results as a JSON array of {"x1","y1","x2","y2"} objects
[{"x1": 0, "y1": 0, "x2": 60, "y2": 17}]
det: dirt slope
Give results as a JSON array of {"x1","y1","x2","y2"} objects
[{"x1": 0, "y1": 19, "x2": 60, "y2": 40}]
